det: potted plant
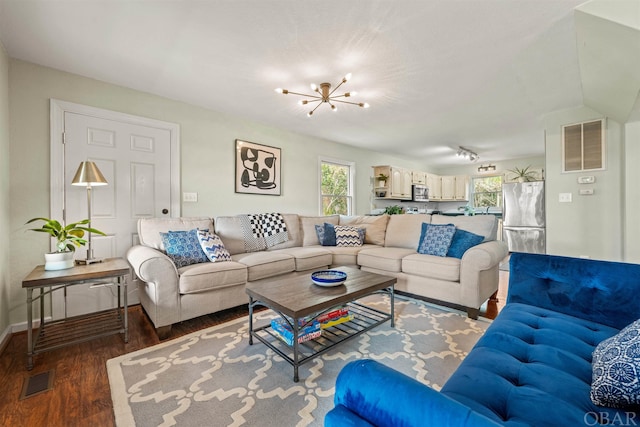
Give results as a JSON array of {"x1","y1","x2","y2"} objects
[
  {"x1": 384, "y1": 205, "x2": 404, "y2": 215},
  {"x1": 376, "y1": 173, "x2": 389, "y2": 187},
  {"x1": 26, "y1": 217, "x2": 106, "y2": 270},
  {"x1": 507, "y1": 166, "x2": 538, "y2": 183}
]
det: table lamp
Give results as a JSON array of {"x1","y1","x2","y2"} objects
[{"x1": 71, "y1": 161, "x2": 108, "y2": 264}]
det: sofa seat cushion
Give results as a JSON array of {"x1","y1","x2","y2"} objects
[
  {"x1": 358, "y1": 247, "x2": 417, "y2": 273},
  {"x1": 308, "y1": 244, "x2": 379, "y2": 266},
  {"x1": 271, "y1": 247, "x2": 332, "y2": 271},
  {"x1": 232, "y1": 251, "x2": 296, "y2": 281},
  {"x1": 402, "y1": 253, "x2": 461, "y2": 281},
  {"x1": 177, "y1": 261, "x2": 248, "y2": 294},
  {"x1": 441, "y1": 303, "x2": 624, "y2": 426}
]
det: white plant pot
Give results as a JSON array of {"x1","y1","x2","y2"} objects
[{"x1": 44, "y1": 251, "x2": 74, "y2": 271}]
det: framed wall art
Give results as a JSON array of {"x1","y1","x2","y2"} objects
[{"x1": 235, "y1": 139, "x2": 281, "y2": 195}]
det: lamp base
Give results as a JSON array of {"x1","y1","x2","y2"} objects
[{"x1": 75, "y1": 258, "x2": 104, "y2": 265}]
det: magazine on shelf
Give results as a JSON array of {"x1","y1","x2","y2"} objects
[{"x1": 270, "y1": 318, "x2": 321, "y2": 346}]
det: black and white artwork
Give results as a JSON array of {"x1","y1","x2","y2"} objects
[{"x1": 235, "y1": 139, "x2": 281, "y2": 195}]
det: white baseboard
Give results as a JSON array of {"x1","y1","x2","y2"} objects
[
  {"x1": 0, "y1": 324, "x2": 11, "y2": 353},
  {"x1": 0, "y1": 317, "x2": 54, "y2": 356}
]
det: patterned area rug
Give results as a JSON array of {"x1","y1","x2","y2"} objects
[{"x1": 107, "y1": 294, "x2": 490, "y2": 427}]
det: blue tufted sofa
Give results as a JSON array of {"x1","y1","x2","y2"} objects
[{"x1": 325, "y1": 252, "x2": 640, "y2": 426}]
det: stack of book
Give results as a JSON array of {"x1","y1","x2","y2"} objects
[
  {"x1": 270, "y1": 318, "x2": 321, "y2": 346},
  {"x1": 317, "y1": 306, "x2": 354, "y2": 329}
]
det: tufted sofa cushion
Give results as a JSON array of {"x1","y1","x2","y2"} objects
[{"x1": 441, "y1": 303, "x2": 629, "y2": 426}]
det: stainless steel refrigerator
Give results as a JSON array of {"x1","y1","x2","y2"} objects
[{"x1": 502, "y1": 181, "x2": 545, "y2": 254}]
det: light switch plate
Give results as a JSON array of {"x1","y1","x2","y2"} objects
[
  {"x1": 578, "y1": 176, "x2": 595, "y2": 184},
  {"x1": 183, "y1": 192, "x2": 198, "y2": 202},
  {"x1": 559, "y1": 193, "x2": 572, "y2": 203}
]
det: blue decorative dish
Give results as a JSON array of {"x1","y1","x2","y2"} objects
[{"x1": 311, "y1": 270, "x2": 347, "y2": 287}]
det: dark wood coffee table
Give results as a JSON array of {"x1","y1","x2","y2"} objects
[{"x1": 245, "y1": 266, "x2": 396, "y2": 382}]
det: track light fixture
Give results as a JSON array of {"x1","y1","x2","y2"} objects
[
  {"x1": 477, "y1": 164, "x2": 496, "y2": 172},
  {"x1": 275, "y1": 73, "x2": 370, "y2": 117},
  {"x1": 456, "y1": 146, "x2": 479, "y2": 162}
]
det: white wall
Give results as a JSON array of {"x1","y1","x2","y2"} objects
[
  {"x1": 7, "y1": 59, "x2": 426, "y2": 325},
  {"x1": 544, "y1": 106, "x2": 624, "y2": 261},
  {"x1": 0, "y1": 42, "x2": 10, "y2": 337},
  {"x1": 624, "y1": 120, "x2": 640, "y2": 262}
]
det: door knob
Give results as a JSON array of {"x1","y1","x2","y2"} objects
[{"x1": 162, "y1": 209, "x2": 169, "y2": 215}]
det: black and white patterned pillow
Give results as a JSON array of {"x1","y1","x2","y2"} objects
[
  {"x1": 335, "y1": 225, "x2": 364, "y2": 247},
  {"x1": 591, "y1": 318, "x2": 640, "y2": 408}
]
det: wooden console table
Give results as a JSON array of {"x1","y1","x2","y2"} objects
[{"x1": 22, "y1": 257, "x2": 130, "y2": 370}]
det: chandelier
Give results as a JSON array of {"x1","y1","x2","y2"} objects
[
  {"x1": 275, "y1": 73, "x2": 370, "y2": 117},
  {"x1": 456, "y1": 146, "x2": 479, "y2": 162}
]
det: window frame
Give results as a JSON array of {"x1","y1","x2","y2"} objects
[
  {"x1": 471, "y1": 174, "x2": 503, "y2": 208},
  {"x1": 318, "y1": 157, "x2": 355, "y2": 216},
  {"x1": 561, "y1": 118, "x2": 606, "y2": 173}
]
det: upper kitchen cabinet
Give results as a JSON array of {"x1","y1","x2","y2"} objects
[
  {"x1": 426, "y1": 173, "x2": 441, "y2": 200},
  {"x1": 373, "y1": 165, "x2": 411, "y2": 199},
  {"x1": 412, "y1": 171, "x2": 426, "y2": 185},
  {"x1": 441, "y1": 176, "x2": 456, "y2": 200},
  {"x1": 454, "y1": 175, "x2": 470, "y2": 200}
]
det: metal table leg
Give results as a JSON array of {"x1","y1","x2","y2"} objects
[
  {"x1": 26, "y1": 288, "x2": 33, "y2": 370},
  {"x1": 122, "y1": 275, "x2": 129, "y2": 342},
  {"x1": 248, "y1": 296, "x2": 254, "y2": 345}
]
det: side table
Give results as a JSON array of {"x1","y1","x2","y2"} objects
[{"x1": 22, "y1": 257, "x2": 130, "y2": 370}]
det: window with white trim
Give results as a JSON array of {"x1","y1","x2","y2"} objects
[
  {"x1": 319, "y1": 158, "x2": 354, "y2": 215},
  {"x1": 562, "y1": 119, "x2": 605, "y2": 172},
  {"x1": 472, "y1": 175, "x2": 503, "y2": 208}
]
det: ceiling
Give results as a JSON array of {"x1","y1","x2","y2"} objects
[{"x1": 0, "y1": 0, "x2": 636, "y2": 167}]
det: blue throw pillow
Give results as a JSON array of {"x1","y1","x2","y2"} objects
[
  {"x1": 322, "y1": 222, "x2": 337, "y2": 246},
  {"x1": 591, "y1": 318, "x2": 640, "y2": 408},
  {"x1": 417, "y1": 223, "x2": 456, "y2": 257},
  {"x1": 160, "y1": 229, "x2": 208, "y2": 268},
  {"x1": 447, "y1": 228, "x2": 484, "y2": 258}
]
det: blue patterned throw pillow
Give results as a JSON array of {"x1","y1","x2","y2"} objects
[
  {"x1": 591, "y1": 318, "x2": 640, "y2": 408},
  {"x1": 160, "y1": 229, "x2": 208, "y2": 268},
  {"x1": 447, "y1": 228, "x2": 484, "y2": 259},
  {"x1": 197, "y1": 229, "x2": 231, "y2": 262},
  {"x1": 417, "y1": 223, "x2": 456, "y2": 256},
  {"x1": 335, "y1": 225, "x2": 365, "y2": 247}
]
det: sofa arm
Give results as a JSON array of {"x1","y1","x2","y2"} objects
[
  {"x1": 458, "y1": 240, "x2": 508, "y2": 308},
  {"x1": 126, "y1": 245, "x2": 180, "y2": 328},
  {"x1": 326, "y1": 360, "x2": 500, "y2": 427},
  {"x1": 508, "y1": 252, "x2": 640, "y2": 329}
]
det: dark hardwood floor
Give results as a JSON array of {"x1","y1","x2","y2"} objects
[{"x1": 0, "y1": 270, "x2": 508, "y2": 427}]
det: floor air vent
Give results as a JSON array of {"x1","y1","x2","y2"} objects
[{"x1": 20, "y1": 369, "x2": 54, "y2": 399}]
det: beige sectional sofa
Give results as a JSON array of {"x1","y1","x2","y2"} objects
[{"x1": 126, "y1": 213, "x2": 507, "y2": 338}]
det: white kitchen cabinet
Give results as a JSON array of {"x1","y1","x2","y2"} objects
[
  {"x1": 426, "y1": 173, "x2": 441, "y2": 200},
  {"x1": 372, "y1": 165, "x2": 411, "y2": 199},
  {"x1": 441, "y1": 176, "x2": 456, "y2": 200},
  {"x1": 454, "y1": 175, "x2": 470, "y2": 200},
  {"x1": 412, "y1": 171, "x2": 426, "y2": 185}
]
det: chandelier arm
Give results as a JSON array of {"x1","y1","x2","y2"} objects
[
  {"x1": 331, "y1": 99, "x2": 366, "y2": 106},
  {"x1": 309, "y1": 102, "x2": 324, "y2": 115},
  {"x1": 285, "y1": 90, "x2": 322, "y2": 99},
  {"x1": 328, "y1": 79, "x2": 346, "y2": 97}
]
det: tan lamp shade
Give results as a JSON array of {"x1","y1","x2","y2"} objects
[{"x1": 71, "y1": 161, "x2": 108, "y2": 186}]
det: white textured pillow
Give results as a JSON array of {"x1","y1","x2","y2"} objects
[
  {"x1": 197, "y1": 229, "x2": 231, "y2": 262},
  {"x1": 334, "y1": 225, "x2": 364, "y2": 247}
]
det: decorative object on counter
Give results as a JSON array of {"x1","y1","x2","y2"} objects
[
  {"x1": 507, "y1": 165, "x2": 537, "y2": 182},
  {"x1": 71, "y1": 160, "x2": 109, "y2": 264},
  {"x1": 275, "y1": 73, "x2": 369, "y2": 117},
  {"x1": 384, "y1": 205, "x2": 403, "y2": 215},
  {"x1": 235, "y1": 139, "x2": 281, "y2": 195},
  {"x1": 376, "y1": 173, "x2": 388, "y2": 186},
  {"x1": 26, "y1": 217, "x2": 106, "y2": 270},
  {"x1": 311, "y1": 270, "x2": 348, "y2": 287},
  {"x1": 456, "y1": 146, "x2": 479, "y2": 162},
  {"x1": 464, "y1": 205, "x2": 475, "y2": 216},
  {"x1": 477, "y1": 164, "x2": 496, "y2": 173}
]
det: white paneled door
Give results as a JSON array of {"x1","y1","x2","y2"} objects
[{"x1": 50, "y1": 100, "x2": 180, "y2": 319}]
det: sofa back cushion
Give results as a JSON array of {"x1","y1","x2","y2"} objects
[
  {"x1": 138, "y1": 217, "x2": 214, "y2": 251},
  {"x1": 431, "y1": 214, "x2": 497, "y2": 242},
  {"x1": 339, "y1": 215, "x2": 389, "y2": 246},
  {"x1": 384, "y1": 214, "x2": 431, "y2": 249},
  {"x1": 300, "y1": 215, "x2": 340, "y2": 246},
  {"x1": 214, "y1": 214, "x2": 302, "y2": 255}
]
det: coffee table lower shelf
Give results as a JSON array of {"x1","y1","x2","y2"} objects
[{"x1": 249, "y1": 295, "x2": 393, "y2": 382}]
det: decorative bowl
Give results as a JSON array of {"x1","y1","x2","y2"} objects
[{"x1": 311, "y1": 270, "x2": 347, "y2": 287}]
